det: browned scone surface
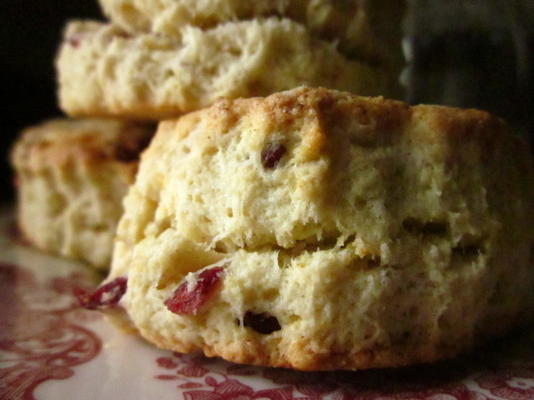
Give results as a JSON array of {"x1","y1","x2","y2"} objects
[
  {"x1": 11, "y1": 118, "x2": 154, "y2": 269},
  {"x1": 107, "y1": 87, "x2": 534, "y2": 370}
]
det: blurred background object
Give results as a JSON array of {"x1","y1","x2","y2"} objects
[{"x1": 402, "y1": 0, "x2": 533, "y2": 147}]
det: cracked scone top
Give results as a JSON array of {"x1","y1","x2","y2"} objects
[
  {"x1": 108, "y1": 87, "x2": 534, "y2": 370},
  {"x1": 56, "y1": 19, "x2": 391, "y2": 120},
  {"x1": 98, "y1": 0, "x2": 405, "y2": 65}
]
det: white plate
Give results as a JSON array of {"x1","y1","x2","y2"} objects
[{"x1": 1, "y1": 210, "x2": 533, "y2": 400}]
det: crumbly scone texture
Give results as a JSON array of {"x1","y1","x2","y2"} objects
[
  {"x1": 56, "y1": 19, "x2": 391, "y2": 120},
  {"x1": 109, "y1": 87, "x2": 534, "y2": 370},
  {"x1": 98, "y1": 0, "x2": 405, "y2": 65},
  {"x1": 10, "y1": 118, "x2": 154, "y2": 269}
]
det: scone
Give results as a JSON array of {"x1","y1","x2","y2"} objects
[
  {"x1": 103, "y1": 87, "x2": 533, "y2": 370},
  {"x1": 98, "y1": 0, "x2": 405, "y2": 65},
  {"x1": 56, "y1": 19, "x2": 391, "y2": 120},
  {"x1": 10, "y1": 118, "x2": 154, "y2": 269}
]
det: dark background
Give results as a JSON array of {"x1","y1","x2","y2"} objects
[{"x1": 1, "y1": 1, "x2": 103, "y2": 203}]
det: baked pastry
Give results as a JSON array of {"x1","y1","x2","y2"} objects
[
  {"x1": 10, "y1": 118, "x2": 154, "y2": 269},
  {"x1": 98, "y1": 0, "x2": 405, "y2": 65},
  {"x1": 56, "y1": 19, "x2": 391, "y2": 120},
  {"x1": 104, "y1": 87, "x2": 533, "y2": 370}
]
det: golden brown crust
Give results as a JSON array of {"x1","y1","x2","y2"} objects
[
  {"x1": 11, "y1": 118, "x2": 155, "y2": 170},
  {"x1": 141, "y1": 313, "x2": 522, "y2": 371},
  {"x1": 166, "y1": 87, "x2": 517, "y2": 153}
]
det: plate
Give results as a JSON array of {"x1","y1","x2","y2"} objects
[{"x1": 1, "y1": 210, "x2": 533, "y2": 400}]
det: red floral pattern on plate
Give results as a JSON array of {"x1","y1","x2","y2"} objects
[
  {"x1": 0, "y1": 262, "x2": 102, "y2": 400},
  {"x1": 475, "y1": 368, "x2": 534, "y2": 400},
  {"x1": 154, "y1": 332, "x2": 534, "y2": 400}
]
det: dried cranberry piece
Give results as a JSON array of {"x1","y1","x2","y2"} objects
[
  {"x1": 243, "y1": 311, "x2": 281, "y2": 334},
  {"x1": 74, "y1": 277, "x2": 127, "y2": 310},
  {"x1": 165, "y1": 267, "x2": 225, "y2": 315},
  {"x1": 68, "y1": 36, "x2": 81, "y2": 48},
  {"x1": 115, "y1": 31, "x2": 132, "y2": 39},
  {"x1": 261, "y1": 143, "x2": 286, "y2": 169},
  {"x1": 115, "y1": 133, "x2": 153, "y2": 162}
]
